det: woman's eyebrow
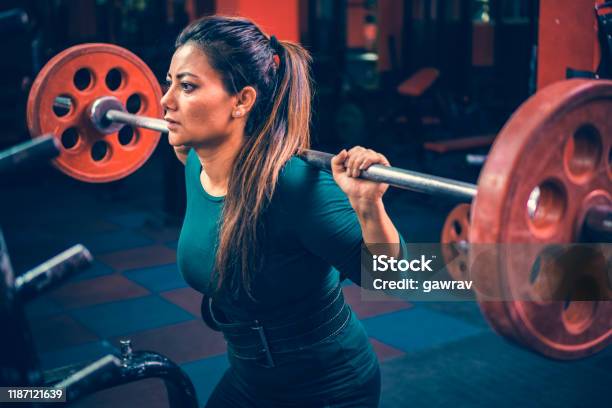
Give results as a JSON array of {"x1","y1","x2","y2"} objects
[{"x1": 166, "y1": 72, "x2": 200, "y2": 80}]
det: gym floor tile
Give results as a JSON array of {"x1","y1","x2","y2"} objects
[
  {"x1": 109, "y1": 320, "x2": 227, "y2": 364},
  {"x1": 420, "y1": 301, "x2": 490, "y2": 328},
  {"x1": 70, "y1": 295, "x2": 194, "y2": 338},
  {"x1": 68, "y1": 260, "x2": 115, "y2": 282},
  {"x1": 181, "y1": 354, "x2": 230, "y2": 405},
  {"x1": 343, "y1": 284, "x2": 412, "y2": 319},
  {"x1": 77, "y1": 230, "x2": 154, "y2": 254},
  {"x1": 106, "y1": 211, "x2": 151, "y2": 229},
  {"x1": 137, "y1": 224, "x2": 181, "y2": 243},
  {"x1": 12, "y1": 218, "x2": 120, "y2": 237},
  {"x1": 378, "y1": 333, "x2": 612, "y2": 408},
  {"x1": 593, "y1": 352, "x2": 612, "y2": 372},
  {"x1": 362, "y1": 307, "x2": 485, "y2": 354},
  {"x1": 48, "y1": 274, "x2": 150, "y2": 309},
  {"x1": 370, "y1": 338, "x2": 406, "y2": 363},
  {"x1": 38, "y1": 340, "x2": 117, "y2": 371},
  {"x1": 160, "y1": 287, "x2": 203, "y2": 317},
  {"x1": 98, "y1": 244, "x2": 176, "y2": 272},
  {"x1": 29, "y1": 313, "x2": 99, "y2": 353},
  {"x1": 24, "y1": 296, "x2": 63, "y2": 318},
  {"x1": 69, "y1": 378, "x2": 171, "y2": 408},
  {"x1": 123, "y1": 263, "x2": 188, "y2": 293},
  {"x1": 55, "y1": 220, "x2": 122, "y2": 237}
]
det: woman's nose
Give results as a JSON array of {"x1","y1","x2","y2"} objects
[{"x1": 160, "y1": 88, "x2": 175, "y2": 111}]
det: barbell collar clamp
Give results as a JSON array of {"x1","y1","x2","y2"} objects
[{"x1": 89, "y1": 96, "x2": 126, "y2": 134}]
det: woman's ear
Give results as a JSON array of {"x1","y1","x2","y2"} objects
[{"x1": 232, "y1": 86, "x2": 257, "y2": 118}]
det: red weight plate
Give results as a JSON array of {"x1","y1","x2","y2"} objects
[
  {"x1": 441, "y1": 203, "x2": 471, "y2": 282},
  {"x1": 470, "y1": 79, "x2": 612, "y2": 360},
  {"x1": 27, "y1": 43, "x2": 162, "y2": 183}
]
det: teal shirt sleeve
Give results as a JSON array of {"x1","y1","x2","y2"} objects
[
  {"x1": 278, "y1": 158, "x2": 365, "y2": 284},
  {"x1": 277, "y1": 157, "x2": 410, "y2": 287}
]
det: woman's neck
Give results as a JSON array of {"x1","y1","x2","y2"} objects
[{"x1": 194, "y1": 135, "x2": 243, "y2": 195}]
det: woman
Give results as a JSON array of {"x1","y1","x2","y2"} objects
[{"x1": 161, "y1": 15, "x2": 402, "y2": 407}]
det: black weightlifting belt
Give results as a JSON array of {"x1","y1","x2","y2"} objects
[{"x1": 201, "y1": 284, "x2": 351, "y2": 368}]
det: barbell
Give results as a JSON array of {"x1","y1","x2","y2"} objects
[
  {"x1": 24, "y1": 43, "x2": 611, "y2": 360},
  {"x1": 53, "y1": 92, "x2": 480, "y2": 200}
]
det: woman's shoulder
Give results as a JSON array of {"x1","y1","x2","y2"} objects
[
  {"x1": 273, "y1": 156, "x2": 342, "y2": 210},
  {"x1": 278, "y1": 156, "x2": 334, "y2": 191}
]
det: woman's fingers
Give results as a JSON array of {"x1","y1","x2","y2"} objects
[
  {"x1": 345, "y1": 146, "x2": 364, "y2": 173},
  {"x1": 331, "y1": 149, "x2": 349, "y2": 174},
  {"x1": 376, "y1": 152, "x2": 390, "y2": 167},
  {"x1": 342, "y1": 147, "x2": 391, "y2": 177}
]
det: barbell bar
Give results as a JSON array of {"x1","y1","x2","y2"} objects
[
  {"x1": 53, "y1": 94, "x2": 612, "y2": 235},
  {"x1": 52, "y1": 92, "x2": 611, "y2": 248},
  {"x1": 55, "y1": 95, "x2": 611, "y2": 233},
  {"x1": 54, "y1": 95, "x2": 478, "y2": 201},
  {"x1": 57, "y1": 95, "x2": 612, "y2": 233}
]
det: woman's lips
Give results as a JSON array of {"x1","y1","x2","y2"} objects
[{"x1": 164, "y1": 118, "x2": 180, "y2": 131}]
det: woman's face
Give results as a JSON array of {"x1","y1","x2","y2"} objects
[{"x1": 161, "y1": 43, "x2": 238, "y2": 147}]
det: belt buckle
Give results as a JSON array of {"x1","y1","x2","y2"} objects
[{"x1": 251, "y1": 320, "x2": 275, "y2": 368}]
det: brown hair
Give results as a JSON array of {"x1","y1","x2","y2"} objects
[{"x1": 176, "y1": 16, "x2": 312, "y2": 298}]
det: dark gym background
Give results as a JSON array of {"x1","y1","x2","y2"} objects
[{"x1": 1, "y1": 1, "x2": 609, "y2": 407}]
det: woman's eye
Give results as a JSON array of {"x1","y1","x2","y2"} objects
[{"x1": 181, "y1": 82, "x2": 196, "y2": 92}]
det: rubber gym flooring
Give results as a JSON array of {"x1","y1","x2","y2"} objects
[{"x1": 1, "y1": 144, "x2": 609, "y2": 408}]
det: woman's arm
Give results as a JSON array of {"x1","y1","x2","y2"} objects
[
  {"x1": 352, "y1": 199, "x2": 400, "y2": 256},
  {"x1": 286, "y1": 150, "x2": 404, "y2": 285},
  {"x1": 331, "y1": 147, "x2": 400, "y2": 258}
]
